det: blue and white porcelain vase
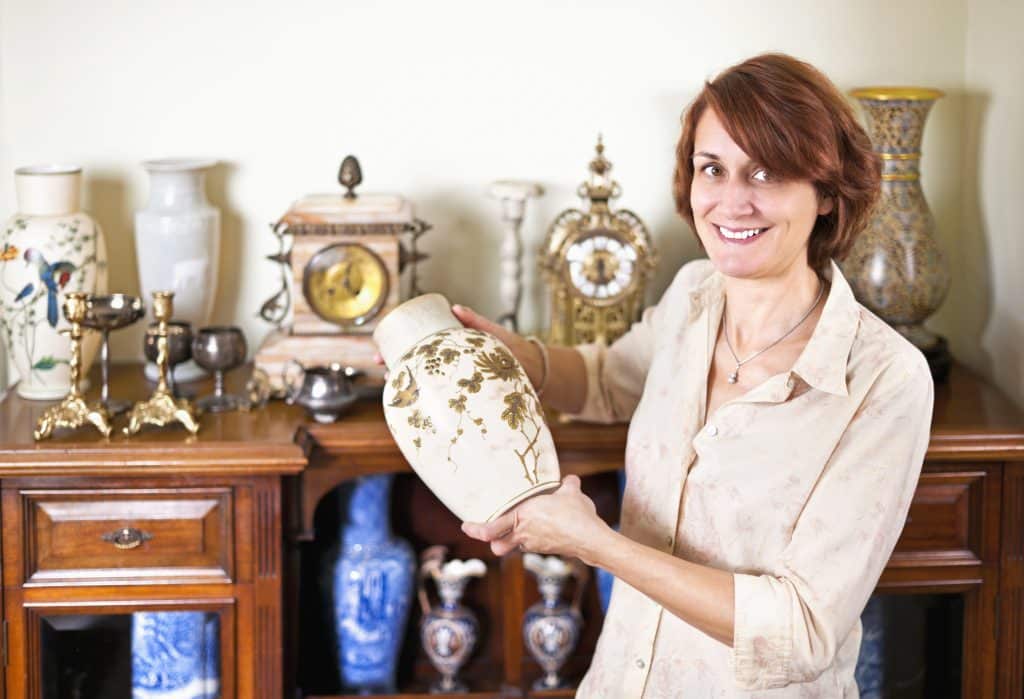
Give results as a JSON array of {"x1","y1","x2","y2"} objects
[
  {"x1": 523, "y1": 553, "x2": 586, "y2": 691},
  {"x1": 331, "y1": 474, "x2": 415, "y2": 694},
  {"x1": 418, "y1": 547, "x2": 486, "y2": 693},
  {"x1": 131, "y1": 611, "x2": 220, "y2": 699}
]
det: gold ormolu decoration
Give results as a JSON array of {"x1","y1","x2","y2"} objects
[
  {"x1": 33, "y1": 292, "x2": 113, "y2": 440},
  {"x1": 123, "y1": 291, "x2": 200, "y2": 436},
  {"x1": 540, "y1": 136, "x2": 657, "y2": 346}
]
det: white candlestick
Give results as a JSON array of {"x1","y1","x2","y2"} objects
[{"x1": 488, "y1": 180, "x2": 544, "y2": 332}]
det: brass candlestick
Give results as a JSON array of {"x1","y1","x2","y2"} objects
[
  {"x1": 34, "y1": 293, "x2": 113, "y2": 440},
  {"x1": 124, "y1": 291, "x2": 200, "y2": 436}
]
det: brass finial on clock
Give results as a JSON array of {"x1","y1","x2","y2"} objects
[
  {"x1": 579, "y1": 134, "x2": 618, "y2": 203},
  {"x1": 34, "y1": 292, "x2": 113, "y2": 440},
  {"x1": 338, "y1": 155, "x2": 363, "y2": 199}
]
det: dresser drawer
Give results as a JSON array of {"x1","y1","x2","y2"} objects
[
  {"x1": 21, "y1": 488, "x2": 233, "y2": 586},
  {"x1": 890, "y1": 470, "x2": 984, "y2": 566}
]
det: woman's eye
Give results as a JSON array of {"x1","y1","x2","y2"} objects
[
  {"x1": 701, "y1": 164, "x2": 723, "y2": 177},
  {"x1": 752, "y1": 168, "x2": 772, "y2": 183}
]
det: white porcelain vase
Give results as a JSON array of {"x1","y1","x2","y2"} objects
[
  {"x1": 135, "y1": 158, "x2": 220, "y2": 381},
  {"x1": 374, "y1": 293, "x2": 561, "y2": 523},
  {"x1": 0, "y1": 165, "x2": 107, "y2": 399}
]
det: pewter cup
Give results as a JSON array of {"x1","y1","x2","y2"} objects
[
  {"x1": 192, "y1": 326, "x2": 248, "y2": 413},
  {"x1": 144, "y1": 321, "x2": 193, "y2": 397},
  {"x1": 82, "y1": 294, "x2": 145, "y2": 414}
]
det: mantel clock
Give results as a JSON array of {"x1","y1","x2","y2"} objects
[
  {"x1": 254, "y1": 156, "x2": 430, "y2": 387},
  {"x1": 540, "y1": 137, "x2": 656, "y2": 346}
]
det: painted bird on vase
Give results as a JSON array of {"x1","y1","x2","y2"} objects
[
  {"x1": 15, "y1": 248, "x2": 76, "y2": 328},
  {"x1": 388, "y1": 368, "x2": 420, "y2": 408}
]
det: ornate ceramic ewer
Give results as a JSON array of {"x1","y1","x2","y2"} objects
[
  {"x1": 418, "y1": 546, "x2": 486, "y2": 693},
  {"x1": 0, "y1": 165, "x2": 108, "y2": 399},
  {"x1": 844, "y1": 87, "x2": 951, "y2": 379},
  {"x1": 373, "y1": 293, "x2": 561, "y2": 523},
  {"x1": 522, "y1": 553, "x2": 587, "y2": 690}
]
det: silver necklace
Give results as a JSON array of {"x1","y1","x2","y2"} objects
[{"x1": 722, "y1": 280, "x2": 826, "y2": 384}]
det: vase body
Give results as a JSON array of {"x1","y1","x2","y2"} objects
[
  {"x1": 130, "y1": 611, "x2": 220, "y2": 699},
  {"x1": 135, "y1": 159, "x2": 220, "y2": 382},
  {"x1": 842, "y1": 88, "x2": 949, "y2": 350},
  {"x1": 331, "y1": 474, "x2": 415, "y2": 693},
  {"x1": 523, "y1": 569, "x2": 582, "y2": 690},
  {"x1": 374, "y1": 293, "x2": 561, "y2": 523},
  {"x1": 0, "y1": 165, "x2": 107, "y2": 399},
  {"x1": 420, "y1": 578, "x2": 479, "y2": 693}
]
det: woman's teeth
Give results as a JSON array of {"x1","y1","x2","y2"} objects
[{"x1": 718, "y1": 225, "x2": 766, "y2": 240}]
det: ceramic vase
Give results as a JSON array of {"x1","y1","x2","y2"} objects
[
  {"x1": 373, "y1": 293, "x2": 561, "y2": 523},
  {"x1": 330, "y1": 474, "x2": 415, "y2": 694},
  {"x1": 0, "y1": 165, "x2": 107, "y2": 399},
  {"x1": 843, "y1": 88, "x2": 950, "y2": 373},
  {"x1": 130, "y1": 611, "x2": 220, "y2": 699},
  {"x1": 135, "y1": 159, "x2": 220, "y2": 383},
  {"x1": 522, "y1": 553, "x2": 586, "y2": 690},
  {"x1": 418, "y1": 547, "x2": 486, "y2": 693}
]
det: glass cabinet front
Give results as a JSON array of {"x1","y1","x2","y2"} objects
[{"x1": 39, "y1": 611, "x2": 221, "y2": 699}]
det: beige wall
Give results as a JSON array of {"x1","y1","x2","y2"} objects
[
  {"x1": 936, "y1": 0, "x2": 1024, "y2": 407},
  {"x1": 3, "y1": 0, "x2": 1013, "y2": 405}
]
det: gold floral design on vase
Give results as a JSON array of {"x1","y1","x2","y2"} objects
[{"x1": 376, "y1": 294, "x2": 561, "y2": 523}]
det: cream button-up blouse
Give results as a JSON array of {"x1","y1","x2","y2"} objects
[{"x1": 568, "y1": 259, "x2": 933, "y2": 697}]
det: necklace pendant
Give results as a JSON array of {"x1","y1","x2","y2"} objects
[{"x1": 728, "y1": 369, "x2": 739, "y2": 384}]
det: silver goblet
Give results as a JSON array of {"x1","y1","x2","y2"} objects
[
  {"x1": 82, "y1": 294, "x2": 145, "y2": 414},
  {"x1": 144, "y1": 321, "x2": 193, "y2": 398},
  {"x1": 192, "y1": 326, "x2": 249, "y2": 413}
]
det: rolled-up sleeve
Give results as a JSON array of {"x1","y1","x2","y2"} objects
[
  {"x1": 731, "y1": 352, "x2": 934, "y2": 690},
  {"x1": 563, "y1": 261, "x2": 708, "y2": 424}
]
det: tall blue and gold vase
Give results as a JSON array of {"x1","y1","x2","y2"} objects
[{"x1": 331, "y1": 474, "x2": 415, "y2": 693}]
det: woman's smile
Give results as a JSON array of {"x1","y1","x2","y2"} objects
[{"x1": 714, "y1": 223, "x2": 771, "y2": 243}]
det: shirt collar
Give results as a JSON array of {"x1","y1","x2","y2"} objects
[{"x1": 688, "y1": 259, "x2": 859, "y2": 397}]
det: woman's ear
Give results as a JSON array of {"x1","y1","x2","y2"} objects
[{"x1": 817, "y1": 193, "x2": 835, "y2": 217}]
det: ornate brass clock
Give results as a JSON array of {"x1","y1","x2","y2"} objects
[
  {"x1": 254, "y1": 156, "x2": 429, "y2": 387},
  {"x1": 540, "y1": 137, "x2": 656, "y2": 346}
]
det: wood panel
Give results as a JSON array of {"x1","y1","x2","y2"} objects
[
  {"x1": 999, "y1": 463, "x2": 1024, "y2": 698},
  {"x1": 21, "y1": 487, "x2": 233, "y2": 586},
  {"x1": 890, "y1": 470, "x2": 985, "y2": 566}
]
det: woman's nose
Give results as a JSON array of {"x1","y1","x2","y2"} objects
[{"x1": 717, "y1": 178, "x2": 756, "y2": 218}]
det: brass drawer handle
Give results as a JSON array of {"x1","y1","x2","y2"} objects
[{"x1": 101, "y1": 527, "x2": 152, "y2": 550}]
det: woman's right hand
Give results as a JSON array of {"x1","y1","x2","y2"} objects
[{"x1": 450, "y1": 304, "x2": 543, "y2": 380}]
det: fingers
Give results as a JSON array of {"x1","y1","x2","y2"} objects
[
  {"x1": 561, "y1": 474, "x2": 582, "y2": 491},
  {"x1": 461, "y1": 510, "x2": 516, "y2": 542},
  {"x1": 373, "y1": 352, "x2": 385, "y2": 366},
  {"x1": 452, "y1": 304, "x2": 506, "y2": 337}
]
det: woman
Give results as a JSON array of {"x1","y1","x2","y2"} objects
[{"x1": 459, "y1": 53, "x2": 934, "y2": 696}]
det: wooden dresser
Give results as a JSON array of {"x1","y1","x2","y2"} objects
[{"x1": 0, "y1": 363, "x2": 1021, "y2": 698}]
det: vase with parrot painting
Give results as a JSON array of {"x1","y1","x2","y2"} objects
[{"x1": 0, "y1": 165, "x2": 108, "y2": 399}]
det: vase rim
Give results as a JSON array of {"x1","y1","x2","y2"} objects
[
  {"x1": 142, "y1": 158, "x2": 218, "y2": 172},
  {"x1": 849, "y1": 87, "x2": 945, "y2": 101},
  {"x1": 15, "y1": 164, "x2": 81, "y2": 176}
]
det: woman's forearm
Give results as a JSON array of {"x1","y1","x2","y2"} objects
[
  {"x1": 515, "y1": 339, "x2": 587, "y2": 415},
  {"x1": 581, "y1": 527, "x2": 735, "y2": 647}
]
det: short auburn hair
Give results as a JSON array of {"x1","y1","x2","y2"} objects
[{"x1": 672, "y1": 53, "x2": 881, "y2": 274}]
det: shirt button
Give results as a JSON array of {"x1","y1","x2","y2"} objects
[
  {"x1": 666, "y1": 536, "x2": 674, "y2": 547},
  {"x1": 706, "y1": 424, "x2": 718, "y2": 437},
  {"x1": 786, "y1": 377, "x2": 795, "y2": 388},
  {"x1": 635, "y1": 658, "x2": 646, "y2": 669}
]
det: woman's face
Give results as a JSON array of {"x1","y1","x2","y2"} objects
[{"x1": 689, "y1": 108, "x2": 832, "y2": 280}]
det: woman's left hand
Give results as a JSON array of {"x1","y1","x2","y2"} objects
[{"x1": 461, "y1": 475, "x2": 611, "y2": 563}]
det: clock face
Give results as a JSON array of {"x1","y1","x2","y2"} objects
[
  {"x1": 565, "y1": 232, "x2": 638, "y2": 302},
  {"x1": 303, "y1": 243, "x2": 389, "y2": 327}
]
